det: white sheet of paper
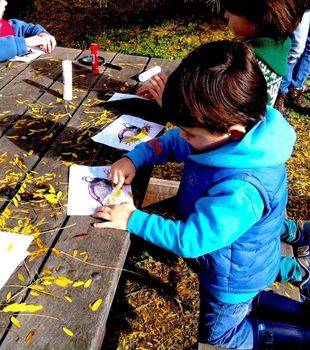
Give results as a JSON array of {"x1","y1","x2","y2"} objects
[
  {"x1": 108, "y1": 92, "x2": 146, "y2": 102},
  {"x1": 92, "y1": 114, "x2": 164, "y2": 151},
  {"x1": 0, "y1": 231, "x2": 33, "y2": 290},
  {"x1": 10, "y1": 47, "x2": 45, "y2": 63},
  {"x1": 67, "y1": 165, "x2": 133, "y2": 216}
]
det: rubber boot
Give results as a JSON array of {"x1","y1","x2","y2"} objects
[
  {"x1": 252, "y1": 318, "x2": 310, "y2": 349},
  {"x1": 251, "y1": 291, "x2": 310, "y2": 326}
]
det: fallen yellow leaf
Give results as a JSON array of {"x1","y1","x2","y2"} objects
[
  {"x1": 63, "y1": 327, "x2": 74, "y2": 337},
  {"x1": 10, "y1": 316, "x2": 21, "y2": 328},
  {"x1": 89, "y1": 298, "x2": 103, "y2": 311}
]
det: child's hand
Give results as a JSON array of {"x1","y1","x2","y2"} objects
[
  {"x1": 38, "y1": 33, "x2": 57, "y2": 53},
  {"x1": 93, "y1": 202, "x2": 136, "y2": 230},
  {"x1": 109, "y1": 157, "x2": 136, "y2": 189},
  {"x1": 25, "y1": 34, "x2": 56, "y2": 53},
  {"x1": 136, "y1": 73, "x2": 167, "y2": 107}
]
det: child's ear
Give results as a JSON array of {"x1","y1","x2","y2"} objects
[{"x1": 228, "y1": 125, "x2": 246, "y2": 141}]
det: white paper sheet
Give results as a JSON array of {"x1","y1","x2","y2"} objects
[
  {"x1": 108, "y1": 92, "x2": 146, "y2": 102},
  {"x1": 67, "y1": 165, "x2": 133, "y2": 216},
  {"x1": 10, "y1": 47, "x2": 45, "y2": 63},
  {"x1": 0, "y1": 231, "x2": 34, "y2": 290},
  {"x1": 92, "y1": 114, "x2": 164, "y2": 151}
]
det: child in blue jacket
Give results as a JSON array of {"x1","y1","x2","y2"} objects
[
  {"x1": 0, "y1": 0, "x2": 56, "y2": 62},
  {"x1": 93, "y1": 41, "x2": 310, "y2": 348}
]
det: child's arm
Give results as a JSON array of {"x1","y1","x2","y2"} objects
[
  {"x1": 9, "y1": 19, "x2": 49, "y2": 37},
  {"x1": 108, "y1": 128, "x2": 190, "y2": 188},
  {"x1": 126, "y1": 128, "x2": 191, "y2": 169},
  {"x1": 94, "y1": 179, "x2": 265, "y2": 258},
  {"x1": 8, "y1": 19, "x2": 56, "y2": 53},
  {"x1": 0, "y1": 36, "x2": 28, "y2": 62}
]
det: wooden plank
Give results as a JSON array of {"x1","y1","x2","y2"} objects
[
  {"x1": 0, "y1": 216, "x2": 130, "y2": 350},
  {"x1": 0, "y1": 50, "x2": 115, "y2": 214},
  {"x1": 0, "y1": 47, "x2": 81, "y2": 138},
  {"x1": 143, "y1": 56, "x2": 180, "y2": 77},
  {"x1": 0, "y1": 60, "x2": 29, "y2": 90},
  {"x1": 0, "y1": 52, "x2": 149, "y2": 347},
  {"x1": 142, "y1": 177, "x2": 180, "y2": 208}
]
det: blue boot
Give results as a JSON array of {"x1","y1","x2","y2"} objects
[
  {"x1": 251, "y1": 290, "x2": 310, "y2": 326},
  {"x1": 252, "y1": 318, "x2": 310, "y2": 349}
]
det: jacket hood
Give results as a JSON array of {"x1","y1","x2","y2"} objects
[
  {"x1": 189, "y1": 107, "x2": 296, "y2": 168},
  {"x1": 251, "y1": 37, "x2": 291, "y2": 76}
]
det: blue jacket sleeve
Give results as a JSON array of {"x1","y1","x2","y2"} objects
[
  {"x1": 9, "y1": 19, "x2": 49, "y2": 37},
  {"x1": 0, "y1": 36, "x2": 27, "y2": 62},
  {"x1": 125, "y1": 128, "x2": 191, "y2": 169},
  {"x1": 127, "y1": 179, "x2": 264, "y2": 258}
]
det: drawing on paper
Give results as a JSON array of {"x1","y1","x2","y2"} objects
[
  {"x1": 68, "y1": 165, "x2": 133, "y2": 215},
  {"x1": 82, "y1": 176, "x2": 113, "y2": 206},
  {"x1": 91, "y1": 114, "x2": 164, "y2": 151},
  {"x1": 118, "y1": 123, "x2": 151, "y2": 144}
]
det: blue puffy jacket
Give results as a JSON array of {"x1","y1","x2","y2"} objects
[{"x1": 126, "y1": 107, "x2": 296, "y2": 304}]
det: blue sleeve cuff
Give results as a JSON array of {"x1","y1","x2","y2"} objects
[{"x1": 127, "y1": 209, "x2": 150, "y2": 234}]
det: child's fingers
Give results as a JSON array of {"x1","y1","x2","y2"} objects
[
  {"x1": 110, "y1": 170, "x2": 118, "y2": 185},
  {"x1": 154, "y1": 75, "x2": 166, "y2": 91},
  {"x1": 93, "y1": 221, "x2": 114, "y2": 229},
  {"x1": 115, "y1": 171, "x2": 126, "y2": 189},
  {"x1": 136, "y1": 84, "x2": 151, "y2": 95},
  {"x1": 158, "y1": 72, "x2": 168, "y2": 84},
  {"x1": 124, "y1": 173, "x2": 135, "y2": 184}
]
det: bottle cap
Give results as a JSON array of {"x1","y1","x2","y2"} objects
[{"x1": 90, "y1": 43, "x2": 99, "y2": 52}]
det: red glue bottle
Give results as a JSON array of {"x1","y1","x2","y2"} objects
[{"x1": 90, "y1": 43, "x2": 100, "y2": 75}]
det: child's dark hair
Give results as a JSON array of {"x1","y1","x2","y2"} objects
[
  {"x1": 162, "y1": 40, "x2": 267, "y2": 134},
  {"x1": 222, "y1": 0, "x2": 305, "y2": 41}
]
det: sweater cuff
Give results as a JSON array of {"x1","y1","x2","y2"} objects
[
  {"x1": 15, "y1": 37, "x2": 27, "y2": 56},
  {"x1": 127, "y1": 209, "x2": 150, "y2": 237}
]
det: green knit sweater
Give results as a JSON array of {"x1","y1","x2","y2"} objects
[{"x1": 251, "y1": 37, "x2": 291, "y2": 106}]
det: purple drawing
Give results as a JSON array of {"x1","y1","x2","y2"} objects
[{"x1": 82, "y1": 176, "x2": 113, "y2": 206}]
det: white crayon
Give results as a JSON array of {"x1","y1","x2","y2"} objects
[
  {"x1": 138, "y1": 65, "x2": 161, "y2": 82},
  {"x1": 62, "y1": 60, "x2": 72, "y2": 101}
]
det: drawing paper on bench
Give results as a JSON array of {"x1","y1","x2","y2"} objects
[
  {"x1": 67, "y1": 165, "x2": 133, "y2": 215},
  {"x1": 92, "y1": 114, "x2": 164, "y2": 151}
]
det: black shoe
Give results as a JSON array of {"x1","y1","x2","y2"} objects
[
  {"x1": 274, "y1": 92, "x2": 287, "y2": 115},
  {"x1": 288, "y1": 88, "x2": 310, "y2": 115}
]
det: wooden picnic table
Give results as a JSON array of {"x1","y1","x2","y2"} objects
[{"x1": 0, "y1": 47, "x2": 179, "y2": 349}]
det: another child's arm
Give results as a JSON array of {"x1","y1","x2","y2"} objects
[
  {"x1": 9, "y1": 19, "x2": 56, "y2": 53},
  {"x1": 136, "y1": 73, "x2": 167, "y2": 106},
  {"x1": 94, "y1": 180, "x2": 264, "y2": 258},
  {"x1": 0, "y1": 36, "x2": 27, "y2": 61}
]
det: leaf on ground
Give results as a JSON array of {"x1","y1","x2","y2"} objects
[
  {"x1": 63, "y1": 327, "x2": 74, "y2": 337},
  {"x1": 17, "y1": 272, "x2": 25, "y2": 283},
  {"x1": 3, "y1": 302, "x2": 43, "y2": 313},
  {"x1": 10, "y1": 316, "x2": 22, "y2": 328},
  {"x1": 84, "y1": 279, "x2": 92, "y2": 288},
  {"x1": 89, "y1": 298, "x2": 103, "y2": 311},
  {"x1": 25, "y1": 329, "x2": 36, "y2": 345}
]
